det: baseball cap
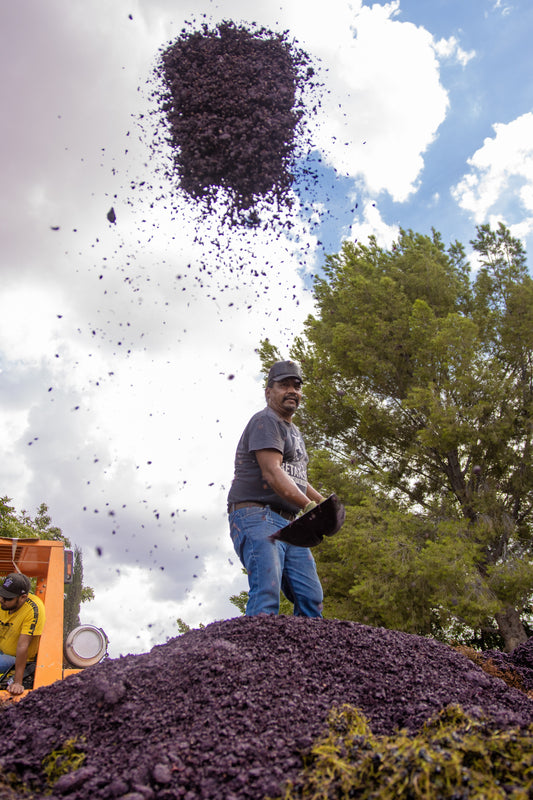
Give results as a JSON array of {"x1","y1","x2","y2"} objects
[
  {"x1": 267, "y1": 360, "x2": 303, "y2": 384},
  {"x1": 0, "y1": 573, "x2": 31, "y2": 599}
]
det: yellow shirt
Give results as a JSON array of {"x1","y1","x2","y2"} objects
[{"x1": 0, "y1": 593, "x2": 45, "y2": 660}]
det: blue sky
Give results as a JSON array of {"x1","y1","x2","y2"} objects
[
  {"x1": 1, "y1": 0, "x2": 532, "y2": 656},
  {"x1": 383, "y1": 0, "x2": 533, "y2": 250},
  {"x1": 304, "y1": 0, "x2": 533, "y2": 258},
  {"x1": 420, "y1": 2, "x2": 531, "y2": 233}
]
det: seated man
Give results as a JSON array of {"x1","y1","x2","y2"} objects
[{"x1": 0, "y1": 573, "x2": 45, "y2": 695}]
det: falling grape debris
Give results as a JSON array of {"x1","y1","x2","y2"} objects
[{"x1": 155, "y1": 20, "x2": 319, "y2": 222}]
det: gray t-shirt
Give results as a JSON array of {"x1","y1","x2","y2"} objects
[{"x1": 227, "y1": 406, "x2": 309, "y2": 514}]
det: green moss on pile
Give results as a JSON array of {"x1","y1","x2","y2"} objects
[
  {"x1": 277, "y1": 704, "x2": 533, "y2": 799},
  {"x1": 42, "y1": 738, "x2": 86, "y2": 787}
]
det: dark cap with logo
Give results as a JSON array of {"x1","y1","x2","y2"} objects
[
  {"x1": 267, "y1": 360, "x2": 303, "y2": 384},
  {"x1": 0, "y1": 573, "x2": 31, "y2": 599}
]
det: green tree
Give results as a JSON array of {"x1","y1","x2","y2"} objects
[
  {"x1": 0, "y1": 497, "x2": 42, "y2": 539},
  {"x1": 229, "y1": 589, "x2": 249, "y2": 615},
  {"x1": 229, "y1": 568, "x2": 298, "y2": 616},
  {"x1": 229, "y1": 588, "x2": 293, "y2": 616},
  {"x1": 63, "y1": 547, "x2": 94, "y2": 640},
  {"x1": 266, "y1": 224, "x2": 533, "y2": 651},
  {"x1": 175, "y1": 618, "x2": 205, "y2": 633}
]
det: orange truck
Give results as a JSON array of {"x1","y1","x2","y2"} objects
[{"x1": 0, "y1": 537, "x2": 108, "y2": 701}]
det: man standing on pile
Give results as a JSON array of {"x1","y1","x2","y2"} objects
[
  {"x1": 228, "y1": 360, "x2": 325, "y2": 616},
  {"x1": 0, "y1": 573, "x2": 45, "y2": 695}
]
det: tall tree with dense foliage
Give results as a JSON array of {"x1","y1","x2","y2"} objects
[
  {"x1": 263, "y1": 223, "x2": 533, "y2": 651},
  {"x1": 63, "y1": 546, "x2": 92, "y2": 641}
]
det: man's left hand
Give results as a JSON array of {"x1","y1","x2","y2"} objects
[{"x1": 8, "y1": 682, "x2": 24, "y2": 696}]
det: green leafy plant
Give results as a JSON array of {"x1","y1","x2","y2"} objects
[
  {"x1": 277, "y1": 703, "x2": 533, "y2": 799},
  {"x1": 42, "y1": 738, "x2": 86, "y2": 787}
]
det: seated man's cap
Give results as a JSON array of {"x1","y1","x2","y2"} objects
[
  {"x1": 267, "y1": 360, "x2": 303, "y2": 383},
  {"x1": 0, "y1": 573, "x2": 31, "y2": 599}
]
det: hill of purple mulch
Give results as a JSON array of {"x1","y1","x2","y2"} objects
[
  {"x1": 1, "y1": 616, "x2": 533, "y2": 799},
  {"x1": 481, "y1": 636, "x2": 533, "y2": 691}
]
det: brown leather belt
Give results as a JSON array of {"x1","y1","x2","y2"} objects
[{"x1": 228, "y1": 501, "x2": 296, "y2": 521}]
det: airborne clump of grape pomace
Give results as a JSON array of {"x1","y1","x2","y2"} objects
[{"x1": 156, "y1": 20, "x2": 319, "y2": 223}]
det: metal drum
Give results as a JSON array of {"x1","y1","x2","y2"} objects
[{"x1": 64, "y1": 625, "x2": 109, "y2": 668}]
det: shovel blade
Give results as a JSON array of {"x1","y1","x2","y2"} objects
[{"x1": 269, "y1": 494, "x2": 345, "y2": 548}]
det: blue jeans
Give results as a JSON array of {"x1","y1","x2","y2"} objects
[
  {"x1": 0, "y1": 652, "x2": 16, "y2": 678},
  {"x1": 229, "y1": 505, "x2": 323, "y2": 616}
]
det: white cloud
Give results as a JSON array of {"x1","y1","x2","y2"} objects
[
  {"x1": 451, "y1": 112, "x2": 533, "y2": 240},
  {"x1": 293, "y1": 1, "x2": 449, "y2": 202},
  {"x1": 492, "y1": 0, "x2": 513, "y2": 16},
  {"x1": 434, "y1": 35, "x2": 475, "y2": 67},
  {"x1": 79, "y1": 557, "x2": 245, "y2": 656},
  {"x1": 0, "y1": 284, "x2": 67, "y2": 363},
  {"x1": 349, "y1": 200, "x2": 399, "y2": 248}
]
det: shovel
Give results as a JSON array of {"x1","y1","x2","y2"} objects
[{"x1": 269, "y1": 494, "x2": 346, "y2": 548}]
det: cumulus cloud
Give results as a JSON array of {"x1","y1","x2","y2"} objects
[
  {"x1": 349, "y1": 200, "x2": 399, "y2": 248},
  {"x1": 451, "y1": 112, "x2": 533, "y2": 239},
  {"x1": 80, "y1": 555, "x2": 242, "y2": 656},
  {"x1": 292, "y1": 0, "x2": 449, "y2": 202},
  {"x1": 434, "y1": 35, "x2": 476, "y2": 67}
]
